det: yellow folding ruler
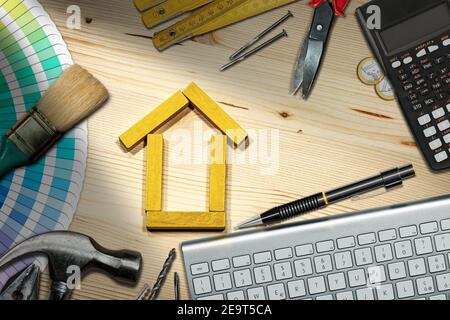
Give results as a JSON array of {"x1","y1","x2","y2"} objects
[{"x1": 135, "y1": 0, "x2": 298, "y2": 51}]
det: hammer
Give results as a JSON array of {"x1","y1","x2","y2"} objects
[{"x1": 0, "y1": 231, "x2": 142, "y2": 300}]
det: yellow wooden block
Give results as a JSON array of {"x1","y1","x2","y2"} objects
[
  {"x1": 146, "y1": 134, "x2": 163, "y2": 211},
  {"x1": 209, "y1": 135, "x2": 226, "y2": 212},
  {"x1": 147, "y1": 211, "x2": 226, "y2": 230},
  {"x1": 182, "y1": 83, "x2": 248, "y2": 147},
  {"x1": 119, "y1": 91, "x2": 189, "y2": 149}
]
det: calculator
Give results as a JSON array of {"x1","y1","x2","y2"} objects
[{"x1": 357, "y1": 0, "x2": 450, "y2": 171}]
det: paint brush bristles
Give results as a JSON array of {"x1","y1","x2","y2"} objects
[{"x1": 37, "y1": 64, "x2": 109, "y2": 132}]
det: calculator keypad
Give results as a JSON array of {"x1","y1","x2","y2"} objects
[{"x1": 388, "y1": 33, "x2": 450, "y2": 170}]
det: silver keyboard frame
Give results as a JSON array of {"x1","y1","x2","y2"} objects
[{"x1": 182, "y1": 195, "x2": 450, "y2": 300}]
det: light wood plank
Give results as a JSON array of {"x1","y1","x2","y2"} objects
[
  {"x1": 147, "y1": 211, "x2": 226, "y2": 230},
  {"x1": 146, "y1": 134, "x2": 163, "y2": 211},
  {"x1": 209, "y1": 135, "x2": 227, "y2": 212}
]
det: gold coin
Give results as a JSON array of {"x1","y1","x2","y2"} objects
[
  {"x1": 375, "y1": 77, "x2": 396, "y2": 101},
  {"x1": 357, "y1": 57, "x2": 384, "y2": 85}
]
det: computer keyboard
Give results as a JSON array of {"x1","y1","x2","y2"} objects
[{"x1": 182, "y1": 196, "x2": 450, "y2": 300}]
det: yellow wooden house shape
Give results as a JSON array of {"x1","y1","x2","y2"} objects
[{"x1": 119, "y1": 83, "x2": 248, "y2": 231}]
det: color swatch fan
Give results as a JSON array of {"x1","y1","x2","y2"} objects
[{"x1": 0, "y1": 0, "x2": 86, "y2": 288}]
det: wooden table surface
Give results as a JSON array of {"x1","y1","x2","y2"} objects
[{"x1": 36, "y1": 0, "x2": 449, "y2": 300}]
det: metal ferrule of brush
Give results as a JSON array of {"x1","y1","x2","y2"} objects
[
  {"x1": 7, "y1": 108, "x2": 61, "y2": 162},
  {"x1": 262, "y1": 193, "x2": 326, "y2": 221}
]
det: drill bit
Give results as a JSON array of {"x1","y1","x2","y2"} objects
[
  {"x1": 174, "y1": 272, "x2": 180, "y2": 300},
  {"x1": 148, "y1": 248, "x2": 176, "y2": 300}
]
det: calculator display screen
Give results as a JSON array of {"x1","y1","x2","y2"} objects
[{"x1": 380, "y1": 2, "x2": 450, "y2": 54}]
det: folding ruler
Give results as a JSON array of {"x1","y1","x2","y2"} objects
[{"x1": 134, "y1": 0, "x2": 299, "y2": 51}]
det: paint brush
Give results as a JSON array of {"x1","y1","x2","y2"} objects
[{"x1": 0, "y1": 64, "x2": 109, "y2": 178}]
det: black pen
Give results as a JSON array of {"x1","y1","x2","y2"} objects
[{"x1": 237, "y1": 164, "x2": 416, "y2": 229}]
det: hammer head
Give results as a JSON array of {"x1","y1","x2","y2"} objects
[{"x1": 0, "y1": 231, "x2": 142, "y2": 286}]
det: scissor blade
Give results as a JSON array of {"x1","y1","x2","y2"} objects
[
  {"x1": 301, "y1": 39, "x2": 324, "y2": 99},
  {"x1": 290, "y1": 36, "x2": 309, "y2": 95}
]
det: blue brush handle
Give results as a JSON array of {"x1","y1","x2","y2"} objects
[{"x1": 0, "y1": 136, "x2": 28, "y2": 179}]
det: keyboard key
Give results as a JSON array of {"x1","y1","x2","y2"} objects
[
  {"x1": 198, "y1": 294, "x2": 223, "y2": 300},
  {"x1": 316, "y1": 295, "x2": 333, "y2": 300},
  {"x1": 254, "y1": 266, "x2": 273, "y2": 284},
  {"x1": 267, "y1": 283, "x2": 286, "y2": 300},
  {"x1": 396, "y1": 280, "x2": 414, "y2": 299},
  {"x1": 233, "y1": 255, "x2": 251, "y2": 268},
  {"x1": 377, "y1": 284, "x2": 395, "y2": 300},
  {"x1": 193, "y1": 276, "x2": 212, "y2": 295},
  {"x1": 294, "y1": 258, "x2": 313, "y2": 277},
  {"x1": 428, "y1": 255, "x2": 447, "y2": 273},
  {"x1": 441, "y1": 219, "x2": 450, "y2": 231},
  {"x1": 388, "y1": 262, "x2": 407, "y2": 280},
  {"x1": 438, "y1": 120, "x2": 450, "y2": 132},
  {"x1": 314, "y1": 255, "x2": 333, "y2": 274},
  {"x1": 307, "y1": 276, "x2": 326, "y2": 295},
  {"x1": 432, "y1": 108, "x2": 446, "y2": 119},
  {"x1": 368, "y1": 266, "x2": 386, "y2": 284},
  {"x1": 247, "y1": 287, "x2": 266, "y2": 300},
  {"x1": 408, "y1": 258, "x2": 427, "y2": 276},
  {"x1": 416, "y1": 277, "x2": 435, "y2": 295},
  {"x1": 399, "y1": 225, "x2": 418, "y2": 238},
  {"x1": 212, "y1": 259, "x2": 230, "y2": 272},
  {"x1": 227, "y1": 291, "x2": 245, "y2": 300},
  {"x1": 233, "y1": 269, "x2": 252, "y2": 288},
  {"x1": 395, "y1": 240, "x2": 413, "y2": 259},
  {"x1": 379, "y1": 229, "x2": 397, "y2": 242},
  {"x1": 191, "y1": 263, "x2": 209, "y2": 275},
  {"x1": 213, "y1": 273, "x2": 232, "y2": 291},
  {"x1": 429, "y1": 138, "x2": 443, "y2": 151},
  {"x1": 336, "y1": 291, "x2": 354, "y2": 300},
  {"x1": 328, "y1": 273, "x2": 346, "y2": 291},
  {"x1": 435, "y1": 234, "x2": 450, "y2": 251},
  {"x1": 295, "y1": 244, "x2": 314, "y2": 257},
  {"x1": 435, "y1": 151, "x2": 448, "y2": 163},
  {"x1": 275, "y1": 248, "x2": 293, "y2": 261},
  {"x1": 415, "y1": 237, "x2": 433, "y2": 255},
  {"x1": 334, "y1": 251, "x2": 353, "y2": 270},
  {"x1": 436, "y1": 273, "x2": 450, "y2": 292},
  {"x1": 316, "y1": 240, "x2": 334, "y2": 253},
  {"x1": 287, "y1": 280, "x2": 306, "y2": 298},
  {"x1": 430, "y1": 294, "x2": 446, "y2": 300},
  {"x1": 337, "y1": 236, "x2": 356, "y2": 249},
  {"x1": 253, "y1": 252, "x2": 272, "y2": 264},
  {"x1": 348, "y1": 269, "x2": 366, "y2": 287},
  {"x1": 274, "y1": 262, "x2": 293, "y2": 280},
  {"x1": 418, "y1": 114, "x2": 431, "y2": 126},
  {"x1": 354, "y1": 247, "x2": 373, "y2": 266},
  {"x1": 358, "y1": 233, "x2": 376, "y2": 245},
  {"x1": 423, "y1": 126, "x2": 437, "y2": 138},
  {"x1": 375, "y1": 244, "x2": 393, "y2": 262},
  {"x1": 356, "y1": 288, "x2": 374, "y2": 300}
]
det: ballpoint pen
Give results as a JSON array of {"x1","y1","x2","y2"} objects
[{"x1": 237, "y1": 164, "x2": 416, "y2": 229}]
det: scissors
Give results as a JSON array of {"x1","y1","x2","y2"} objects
[{"x1": 291, "y1": 0, "x2": 350, "y2": 99}]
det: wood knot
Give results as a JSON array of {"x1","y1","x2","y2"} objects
[
  {"x1": 85, "y1": 17, "x2": 93, "y2": 24},
  {"x1": 279, "y1": 111, "x2": 291, "y2": 119}
]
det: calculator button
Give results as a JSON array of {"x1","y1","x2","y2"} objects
[
  {"x1": 435, "y1": 151, "x2": 448, "y2": 163},
  {"x1": 423, "y1": 126, "x2": 437, "y2": 138},
  {"x1": 403, "y1": 57, "x2": 413, "y2": 65},
  {"x1": 398, "y1": 73, "x2": 409, "y2": 81},
  {"x1": 428, "y1": 72, "x2": 438, "y2": 80},
  {"x1": 447, "y1": 104, "x2": 450, "y2": 112},
  {"x1": 424, "y1": 98, "x2": 435, "y2": 106},
  {"x1": 432, "y1": 108, "x2": 445, "y2": 119},
  {"x1": 438, "y1": 120, "x2": 450, "y2": 132},
  {"x1": 432, "y1": 82, "x2": 442, "y2": 90},
  {"x1": 443, "y1": 39, "x2": 450, "y2": 47},
  {"x1": 429, "y1": 138, "x2": 443, "y2": 151},
  {"x1": 418, "y1": 114, "x2": 431, "y2": 126},
  {"x1": 428, "y1": 45, "x2": 439, "y2": 53},
  {"x1": 403, "y1": 82, "x2": 413, "y2": 91},
  {"x1": 408, "y1": 93, "x2": 418, "y2": 101},
  {"x1": 420, "y1": 88, "x2": 430, "y2": 96},
  {"x1": 422, "y1": 62, "x2": 433, "y2": 70},
  {"x1": 416, "y1": 49, "x2": 427, "y2": 58},
  {"x1": 436, "y1": 93, "x2": 446, "y2": 101},
  {"x1": 444, "y1": 133, "x2": 450, "y2": 144},
  {"x1": 434, "y1": 57, "x2": 445, "y2": 65},
  {"x1": 411, "y1": 68, "x2": 420, "y2": 75},
  {"x1": 391, "y1": 61, "x2": 401, "y2": 69},
  {"x1": 415, "y1": 78, "x2": 426, "y2": 87},
  {"x1": 412, "y1": 103, "x2": 423, "y2": 111},
  {"x1": 440, "y1": 67, "x2": 449, "y2": 75}
]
